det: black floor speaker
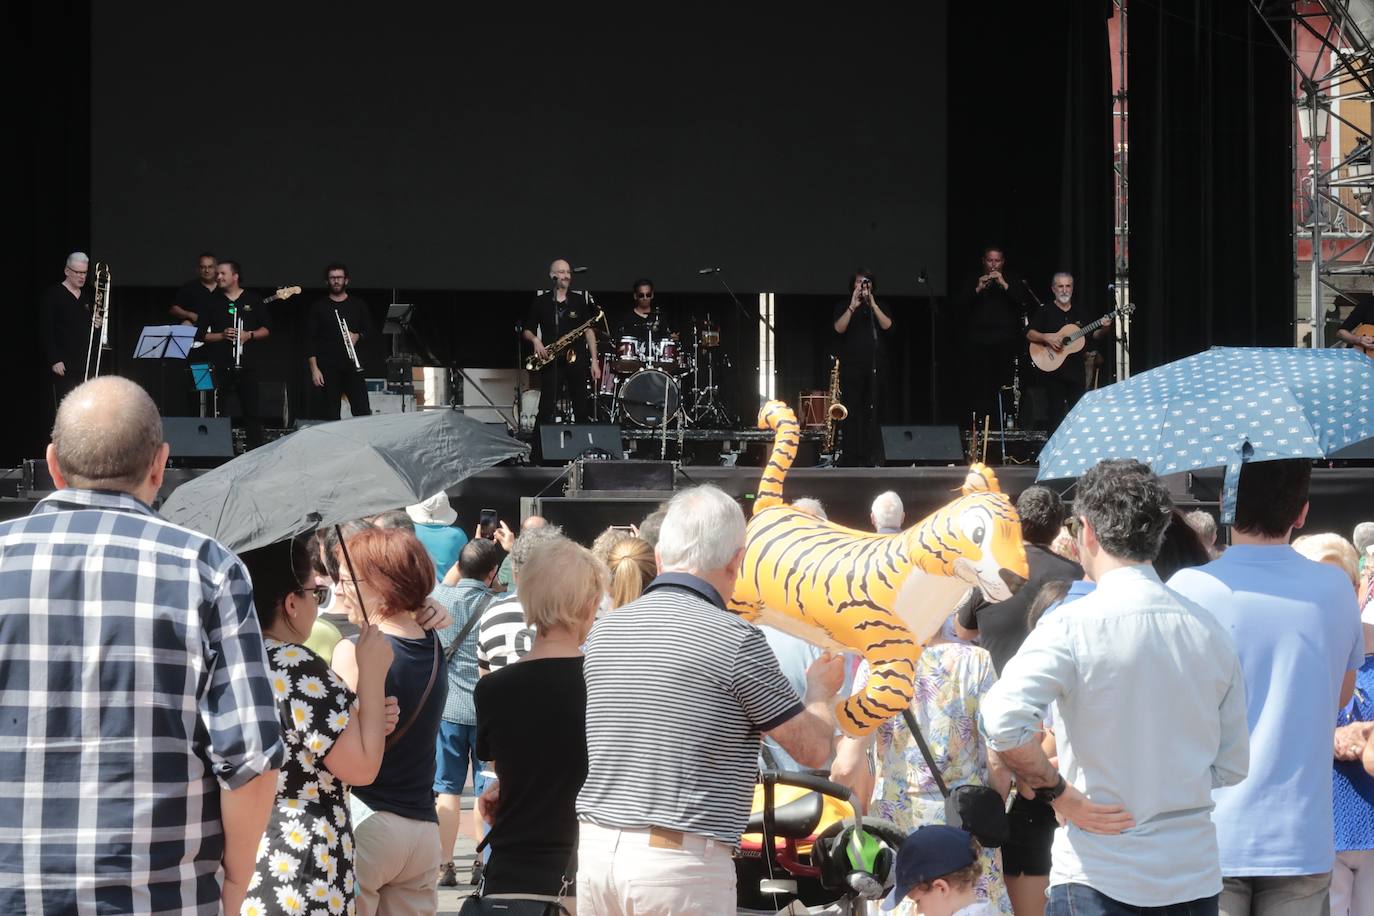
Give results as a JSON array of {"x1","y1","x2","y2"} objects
[
  {"x1": 537, "y1": 424, "x2": 623, "y2": 463},
  {"x1": 878, "y1": 425, "x2": 964, "y2": 465},
  {"x1": 163, "y1": 417, "x2": 234, "y2": 459}
]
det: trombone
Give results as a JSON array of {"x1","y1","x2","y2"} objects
[{"x1": 84, "y1": 262, "x2": 112, "y2": 382}]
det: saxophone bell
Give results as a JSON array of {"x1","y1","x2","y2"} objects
[{"x1": 829, "y1": 401, "x2": 848, "y2": 421}]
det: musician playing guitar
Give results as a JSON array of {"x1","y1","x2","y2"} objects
[
  {"x1": 1025, "y1": 272, "x2": 1111, "y2": 430},
  {"x1": 1335, "y1": 290, "x2": 1374, "y2": 356}
]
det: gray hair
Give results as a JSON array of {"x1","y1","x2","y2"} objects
[
  {"x1": 871, "y1": 491, "x2": 904, "y2": 530},
  {"x1": 1184, "y1": 509, "x2": 1218, "y2": 546},
  {"x1": 372, "y1": 509, "x2": 414, "y2": 531},
  {"x1": 510, "y1": 521, "x2": 565, "y2": 576},
  {"x1": 638, "y1": 506, "x2": 668, "y2": 547},
  {"x1": 1354, "y1": 521, "x2": 1374, "y2": 555},
  {"x1": 657, "y1": 485, "x2": 746, "y2": 574},
  {"x1": 792, "y1": 497, "x2": 827, "y2": 521},
  {"x1": 66, "y1": 251, "x2": 89, "y2": 269},
  {"x1": 51, "y1": 377, "x2": 163, "y2": 492},
  {"x1": 1074, "y1": 459, "x2": 1173, "y2": 562},
  {"x1": 1051, "y1": 271, "x2": 1074, "y2": 285}
]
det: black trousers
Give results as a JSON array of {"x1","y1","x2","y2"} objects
[
  {"x1": 221, "y1": 366, "x2": 264, "y2": 449},
  {"x1": 535, "y1": 357, "x2": 592, "y2": 423},
  {"x1": 51, "y1": 368, "x2": 81, "y2": 411},
  {"x1": 838, "y1": 366, "x2": 882, "y2": 466},
  {"x1": 1038, "y1": 371, "x2": 1084, "y2": 433},
  {"x1": 965, "y1": 340, "x2": 1022, "y2": 427},
  {"x1": 319, "y1": 366, "x2": 371, "y2": 420}
]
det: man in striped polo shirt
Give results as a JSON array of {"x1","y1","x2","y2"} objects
[{"x1": 577, "y1": 484, "x2": 843, "y2": 913}]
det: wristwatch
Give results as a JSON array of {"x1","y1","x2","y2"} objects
[{"x1": 1033, "y1": 774, "x2": 1067, "y2": 804}]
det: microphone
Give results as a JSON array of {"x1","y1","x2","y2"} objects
[
  {"x1": 697, "y1": 267, "x2": 720, "y2": 275},
  {"x1": 572, "y1": 266, "x2": 589, "y2": 273},
  {"x1": 917, "y1": 268, "x2": 928, "y2": 285}
]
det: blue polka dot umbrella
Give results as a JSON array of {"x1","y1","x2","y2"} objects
[{"x1": 1035, "y1": 347, "x2": 1374, "y2": 522}]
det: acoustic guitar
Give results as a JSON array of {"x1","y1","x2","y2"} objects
[
  {"x1": 1351, "y1": 323, "x2": 1374, "y2": 357},
  {"x1": 1028, "y1": 303, "x2": 1135, "y2": 373}
]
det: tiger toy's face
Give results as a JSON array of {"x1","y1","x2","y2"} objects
[{"x1": 908, "y1": 491, "x2": 1028, "y2": 603}]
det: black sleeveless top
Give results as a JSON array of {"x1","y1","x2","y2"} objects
[{"x1": 352, "y1": 630, "x2": 447, "y2": 822}]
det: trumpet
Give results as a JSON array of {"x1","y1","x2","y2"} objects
[
  {"x1": 337, "y1": 310, "x2": 361, "y2": 370},
  {"x1": 84, "y1": 262, "x2": 112, "y2": 382},
  {"x1": 823, "y1": 357, "x2": 846, "y2": 455}
]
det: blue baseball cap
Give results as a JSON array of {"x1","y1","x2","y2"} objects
[{"x1": 880, "y1": 825, "x2": 977, "y2": 911}]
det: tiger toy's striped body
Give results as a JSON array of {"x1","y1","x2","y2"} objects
[{"x1": 729, "y1": 401, "x2": 1028, "y2": 736}]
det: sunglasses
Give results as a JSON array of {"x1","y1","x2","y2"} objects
[
  {"x1": 634, "y1": 292, "x2": 654, "y2": 300},
  {"x1": 300, "y1": 585, "x2": 331, "y2": 604}
]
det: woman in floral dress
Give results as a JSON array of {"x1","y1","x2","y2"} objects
[
  {"x1": 238, "y1": 538, "x2": 393, "y2": 916},
  {"x1": 832, "y1": 638, "x2": 1013, "y2": 915}
]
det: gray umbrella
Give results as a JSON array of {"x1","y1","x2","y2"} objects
[{"x1": 160, "y1": 409, "x2": 528, "y2": 552}]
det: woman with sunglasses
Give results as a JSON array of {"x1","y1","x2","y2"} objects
[{"x1": 237, "y1": 537, "x2": 393, "y2": 916}]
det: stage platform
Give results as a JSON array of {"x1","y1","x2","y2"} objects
[{"x1": 2, "y1": 461, "x2": 1370, "y2": 549}]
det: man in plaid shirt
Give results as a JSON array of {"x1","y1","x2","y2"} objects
[{"x1": 0, "y1": 378, "x2": 285, "y2": 914}]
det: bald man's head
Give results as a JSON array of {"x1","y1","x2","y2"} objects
[
  {"x1": 50, "y1": 378, "x2": 165, "y2": 494},
  {"x1": 522, "y1": 515, "x2": 547, "y2": 531}
]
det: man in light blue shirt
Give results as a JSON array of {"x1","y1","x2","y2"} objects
[
  {"x1": 981, "y1": 459, "x2": 1249, "y2": 916},
  {"x1": 1169, "y1": 458, "x2": 1363, "y2": 916}
]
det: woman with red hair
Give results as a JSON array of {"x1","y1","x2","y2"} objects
[{"x1": 331, "y1": 528, "x2": 449, "y2": 916}]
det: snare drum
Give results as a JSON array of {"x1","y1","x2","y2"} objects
[
  {"x1": 701, "y1": 327, "x2": 721, "y2": 348},
  {"x1": 615, "y1": 336, "x2": 645, "y2": 373},
  {"x1": 654, "y1": 337, "x2": 681, "y2": 370}
]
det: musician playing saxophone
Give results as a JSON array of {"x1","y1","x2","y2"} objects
[
  {"x1": 522, "y1": 258, "x2": 600, "y2": 424},
  {"x1": 1025, "y1": 272, "x2": 1111, "y2": 431},
  {"x1": 199, "y1": 259, "x2": 272, "y2": 448},
  {"x1": 308, "y1": 262, "x2": 373, "y2": 420}
]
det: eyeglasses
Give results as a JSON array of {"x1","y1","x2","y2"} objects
[
  {"x1": 634, "y1": 292, "x2": 654, "y2": 300},
  {"x1": 1065, "y1": 516, "x2": 1083, "y2": 538},
  {"x1": 299, "y1": 585, "x2": 331, "y2": 604}
]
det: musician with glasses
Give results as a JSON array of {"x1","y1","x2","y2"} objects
[
  {"x1": 41, "y1": 251, "x2": 97, "y2": 409},
  {"x1": 523, "y1": 258, "x2": 600, "y2": 424},
  {"x1": 616, "y1": 278, "x2": 661, "y2": 344},
  {"x1": 1025, "y1": 272, "x2": 1110, "y2": 432},
  {"x1": 308, "y1": 262, "x2": 374, "y2": 420},
  {"x1": 198, "y1": 259, "x2": 272, "y2": 449}
]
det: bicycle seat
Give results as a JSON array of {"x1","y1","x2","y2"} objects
[{"x1": 745, "y1": 789, "x2": 825, "y2": 840}]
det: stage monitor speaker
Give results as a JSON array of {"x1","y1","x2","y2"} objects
[
  {"x1": 164, "y1": 417, "x2": 234, "y2": 459},
  {"x1": 577, "y1": 459, "x2": 674, "y2": 492},
  {"x1": 879, "y1": 425, "x2": 964, "y2": 465},
  {"x1": 538, "y1": 425, "x2": 623, "y2": 463}
]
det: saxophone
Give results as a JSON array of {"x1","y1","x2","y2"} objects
[
  {"x1": 525, "y1": 308, "x2": 604, "y2": 372},
  {"x1": 822, "y1": 357, "x2": 847, "y2": 455}
]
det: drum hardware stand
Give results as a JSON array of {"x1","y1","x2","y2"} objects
[{"x1": 686, "y1": 317, "x2": 736, "y2": 427}]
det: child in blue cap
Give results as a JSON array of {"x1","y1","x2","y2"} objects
[{"x1": 881, "y1": 825, "x2": 996, "y2": 916}]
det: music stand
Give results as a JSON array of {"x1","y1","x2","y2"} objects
[{"x1": 134, "y1": 325, "x2": 199, "y2": 414}]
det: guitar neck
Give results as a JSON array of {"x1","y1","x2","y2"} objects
[{"x1": 1067, "y1": 312, "x2": 1112, "y2": 343}]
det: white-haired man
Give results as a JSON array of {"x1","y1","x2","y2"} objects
[
  {"x1": 577, "y1": 484, "x2": 843, "y2": 913},
  {"x1": 40, "y1": 251, "x2": 98, "y2": 408},
  {"x1": 0, "y1": 378, "x2": 284, "y2": 913},
  {"x1": 872, "y1": 490, "x2": 905, "y2": 533}
]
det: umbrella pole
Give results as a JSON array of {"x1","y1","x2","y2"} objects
[{"x1": 334, "y1": 524, "x2": 370, "y2": 625}]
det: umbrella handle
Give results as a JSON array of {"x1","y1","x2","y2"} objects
[{"x1": 335, "y1": 524, "x2": 370, "y2": 625}]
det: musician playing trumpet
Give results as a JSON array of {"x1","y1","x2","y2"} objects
[
  {"x1": 199, "y1": 259, "x2": 272, "y2": 448},
  {"x1": 308, "y1": 262, "x2": 373, "y2": 420},
  {"x1": 1025, "y1": 272, "x2": 1111, "y2": 430},
  {"x1": 523, "y1": 258, "x2": 599, "y2": 424},
  {"x1": 831, "y1": 268, "x2": 892, "y2": 466}
]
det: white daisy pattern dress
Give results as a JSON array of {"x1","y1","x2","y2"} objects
[{"x1": 240, "y1": 639, "x2": 358, "y2": 916}]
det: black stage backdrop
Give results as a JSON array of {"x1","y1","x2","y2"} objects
[
  {"x1": 943, "y1": 1, "x2": 1116, "y2": 427},
  {"x1": 1130, "y1": 1, "x2": 1295, "y2": 362}
]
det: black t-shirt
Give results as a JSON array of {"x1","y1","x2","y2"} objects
[
  {"x1": 831, "y1": 299, "x2": 890, "y2": 371},
  {"x1": 171, "y1": 281, "x2": 219, "y2": 324},
  {"x1": 196, "y1": 290, "x2": 271, "y2": 370},
  {"x1": 957, "y1": 544, "x2": 1084, "y2": 675},
  {"x1": 308, "y1": 295, "x2": 375, "y2": 370},
  {"x1": 474, "y1": 656, "x2": 586, "y2": 868},
  {"x1": 616, "y1": 308, "x2": 661, "y2": 342},
  {"x1": 40, "y1": 282, "x2": 93, "y2": 368},
  {"x1": 963, "y1": 273, "x2": 1027, "y2": 347},
  {"x1": 1029, "y1": 301, "x2": 1099, "y2": 380},
  {"x1": 525, "y1": 290, "x2": 595, "y2": 363},
  {"x1": 1340, "y1": 293, "x2": 1374, "y2": 334}
]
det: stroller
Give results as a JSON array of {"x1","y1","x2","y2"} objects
[{"x1": 735, "y1": 769, "x2": 908, "y2": 915}]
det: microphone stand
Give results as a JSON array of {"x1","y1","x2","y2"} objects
[
  {"x1": 918, "y1": 271, "x2": 936, "y2": 424},
  {"x1": 708, "y1": 269, "x2": 758, "y2": 427}
]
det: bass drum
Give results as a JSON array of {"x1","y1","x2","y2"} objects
[{"x1": 618, "y1": 369, "x2": 680, "y2": 427}]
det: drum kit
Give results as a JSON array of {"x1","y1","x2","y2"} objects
[{"x1": 595, "y1": 314, "x2": 735, "y2": 430}]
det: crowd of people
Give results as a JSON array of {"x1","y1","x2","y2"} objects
[{"x1": 3, "y1": 376, "x2": 1374, "y2": 916}]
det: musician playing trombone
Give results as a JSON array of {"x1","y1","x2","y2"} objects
[
  {"x1": 198, "y1": 259, "x2": 272, "y2": 449},
  {"x1": 522, "y1": 258, "x2": 600, "y2": 424},
  {"x1": 308, "y1": 262, "x2": 373, "y2": 420},
  {"x1": 40, "y1": 252, "x2": 98, "y2": 410},
  {"x1": 1025, "y1": 271, "x2": 1111, "y2": 431}
]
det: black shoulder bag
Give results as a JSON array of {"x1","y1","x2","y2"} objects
[{"x1": 903, "y1": 708, "x2": 1011, "y2": 848}]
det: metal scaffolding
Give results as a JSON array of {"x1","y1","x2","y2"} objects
[
  {"x1": 1113, "y1": 0, "x2": 1131, "y2": 378},
  {"x1": 1251, "y1": 0, "x2": 1374, "y2": 348}
]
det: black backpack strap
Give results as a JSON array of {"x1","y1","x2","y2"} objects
[
  {"x1": 444, "y1": 592, "x2": 497, "y2": 663},
  {"x1": 902, "y1": 708, "x2": 950, "y2": 798}
]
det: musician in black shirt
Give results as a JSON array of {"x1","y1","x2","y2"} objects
[
  {"x1": 962, "y1": 246, "x2": 1029, "y2": 426},
  {"x1": 308, "y1": 263, "x2": 374, "y2": 420},
  {"x1": 40, "y1": 252, "x2": 97, "y2": 409},
  {"x1": 1336, "y1": 291, "x2": 1374, "y2": 351},
  {"x1": 197, "y1": 260, "x2": 272, "y2": 448},
  {"x1": 1025, "y1": 272, "x2": 1110, "y2": 431},
  {"x1": 616, "y1": 278, "x2": 661, "y2": 343},
  {"x1": 169, "y1": 252, "x2": 219, "y2": 327},
  {"x1": 522, "y1": 259, "x2": 600, "y2": 424},
  {"x1": 831, "y1": 268, "x2": 893, "y2": 466}
]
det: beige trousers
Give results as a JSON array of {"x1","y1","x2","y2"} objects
[
  {"x1": 354, "y1": 810, "x2": 443, "y2": 916},
  {"x1": 575, "y1": 822, "x2": 735, "y2": 915}
]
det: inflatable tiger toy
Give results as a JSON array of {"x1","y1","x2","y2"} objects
[{"x1": 728, "y1": 400, "x2": 1029, "y2": 737}]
